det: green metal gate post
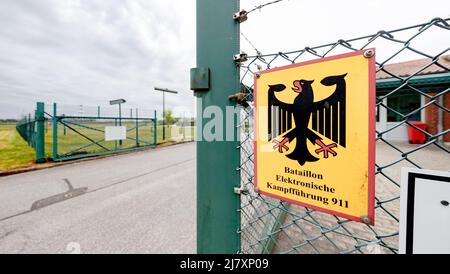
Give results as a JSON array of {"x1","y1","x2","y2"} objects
[
  {"x1": 154, "y1": 110, "x2": 157, "y2": 146},
  {"x1": 52, "y1": 103, "x2": 58, "y2": 161},
  {"x1": 136, "y1": 108, "x2": 139, "y2": 147},
  {"x1": 28, "y1": 114, "x2": 32, "y2": 147},
  {"x1": 35, "y1": 102, "x2": 45, "y2": 163},
  {"x1": 114, "y1": 118, "x2": 118, "y2": 150},
  {"x1": 119, "y1": 104, "x2": 122, "y2": 146},
  {"x1": 196, "y1": 0, "x2": 241, "y2": 253}
]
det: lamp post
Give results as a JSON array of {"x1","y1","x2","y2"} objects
[
  {"x1": 154, "y1": 87, "x2": 179, "y2": 140},
  {"x1": 110, "y1": 98, "x2": 126, "y2": 146}
]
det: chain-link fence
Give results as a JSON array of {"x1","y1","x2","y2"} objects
[
  {"x1": 16, "y1": 114, "x2": 37, "y2": 148},
  {"x1": 238, "y1": 17, "x2": 450, "y2": 254}
]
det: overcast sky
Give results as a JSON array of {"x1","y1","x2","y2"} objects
[
  {"x1": 0, "y1": 0, "x2": 448, "y2": 119},
  {"x1": 0, "y1": 0, "x2": 196, "y2": 119},
  {"x1": 241, "y1": 0, "x2": 449, "y2": 55}
]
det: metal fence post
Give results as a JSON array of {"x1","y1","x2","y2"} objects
[
  {"x1": 52, "y1": 103, "x2": 58, "y2": 161},
  {"x1": 119, "y1": 104, "x2": 122, "y2": 146},
  {"x1": 27, "y1": 113, "x2": 32, "y2": 146},
  {"x1": 136, "y1": 108, "x2": 139, "y2": 147},
  {"x1": 154, "y1": 110, "x2": 157, "y2": 146},
  {"x1": 35, "y1": 102, "x2": 45, "y2": 163},
  {"x1": 183, "y1": 112, "x2": 186, "y2": 141},
  {"x1": 196, "y1": 0, "x2": 241, "y2": 253},
  {"x1": 163, "y1": 92, "x2": 166, "y2": 140},
  {"x1": 114, "y1": 118, "x2": 118, "y2": 150}
]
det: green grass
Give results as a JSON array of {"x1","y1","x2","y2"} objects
[
  {"x1": 0, "y1": 121, "x2": 195, "y2": 171},
  {"x1": 0, "y1": 124, "x2": 36, "y2": 171}
]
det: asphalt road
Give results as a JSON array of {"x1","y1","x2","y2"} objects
[{"x1": 0, "y1": 142, "x2": 196, "y2": 254}]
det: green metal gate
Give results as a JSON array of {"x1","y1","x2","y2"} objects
[
  {"x1": 196, "y1": 0, "x2": 449, "y2": 254},
  {"x1": 51, "y1": 103, "x2": 157, "y2": 161},
  {"x1": 16, "y1": 102, "x2": 196, "y2": 163}
]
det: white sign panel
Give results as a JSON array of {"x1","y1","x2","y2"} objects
[
  {"x1": 400, "y1": 168, "x2": 450, "y2": 254},
  {"x1": 105, "y1": 126, "x2": 127, "y2": 141}
]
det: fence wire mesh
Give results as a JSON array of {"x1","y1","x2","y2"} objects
[
  {"x1": 16, "y1": 114, "x2": 36, "y2": 148},
  {"x1": 238, "y1": 17, "x2": 450, "y2": 254}
]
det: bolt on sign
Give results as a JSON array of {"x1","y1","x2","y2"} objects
[{"x1": 254, "y1": 50, "x2": 376, "y2": 224}]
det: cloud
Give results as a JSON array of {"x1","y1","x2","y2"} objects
[{"x1": 0, "y1": 0, "x2": 196, "y2": 119}]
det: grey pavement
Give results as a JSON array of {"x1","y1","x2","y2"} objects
[{"x1": 0, "y1": 142, "x2": 196, "y2": 254}]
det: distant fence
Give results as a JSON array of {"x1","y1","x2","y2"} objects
[
  {"x1": 16, "y1": 102, "x2": 45, "y2": 162},
  {"x1": 16, "y1": 102, "x2": 195, "y2": 163},
  {"x1": 16, "y1": 116, "x2": 36, "y2": 148}
]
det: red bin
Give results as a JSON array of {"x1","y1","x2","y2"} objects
[{"x1": 407, "y1": 121, "x2": 427, "y2": 144}]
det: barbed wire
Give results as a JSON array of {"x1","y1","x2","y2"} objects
[
  {"x1": 244, "y1": 17, "x2": 450, "y2": 58},
  {"x1": 241, "y1": 32, "x2": 261, "y2": 56},
  {"x1": 247, "y1": 0, "x2": 288, "y2": 14}
]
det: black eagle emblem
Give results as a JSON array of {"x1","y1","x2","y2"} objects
[{"x1": 267, "y1": 74, "x2": 347, "y2": 166}]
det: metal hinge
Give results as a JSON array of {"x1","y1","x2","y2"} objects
[
  {"x1": 228, "y1": 92, "x2": 250, "y2": 108},
  {"x1": 234, "y1": 186, "x2": 248, "y2": 195},
  {"x1": 233, "y1": 10, "x2": 248, "y2": 23},
  {"x1": 233, "y1": 52, "x2": 248, "y2": 64}
]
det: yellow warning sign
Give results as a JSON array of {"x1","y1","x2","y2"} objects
[{"x1": 254, "y1": 50, "x2": 376, "y2": 224}]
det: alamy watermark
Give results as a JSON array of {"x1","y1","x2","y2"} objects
[{"x1": 170, "y1": 98, "x2": 274, "y2": 153}]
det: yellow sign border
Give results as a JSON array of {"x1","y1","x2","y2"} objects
[{"x1": 254, "y1": 50, "x2": 376, "y2": 224}]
